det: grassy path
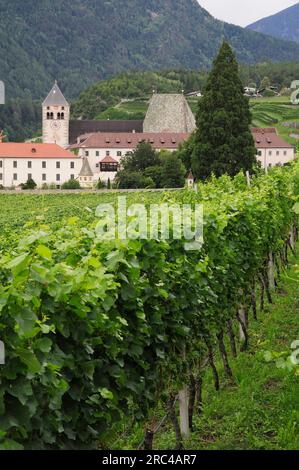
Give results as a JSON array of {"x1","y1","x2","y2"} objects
[{"x1": 156, "y1": 250, "x2": 299, "y2": 450}]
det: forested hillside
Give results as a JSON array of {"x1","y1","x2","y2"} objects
[
  {"x1": 0, "y1": 0, "x2": 299, "y2": 100},
  {"x1": 2, "y1": 64, "x2": 299, "y2": 142}
]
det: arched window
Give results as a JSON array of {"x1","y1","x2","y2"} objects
[
  {"x1": 50, "y1": 112, "x2": 54, "y2": 120},
  {"x1": 61, "y1": 112, "x2": 64, "y2": 120},
  {"x1": 57, "y1": 112, "x2": 61, "y2": 120},
  {"x1": 47, "y1": 112, "x2": 50, "y2": 119}
]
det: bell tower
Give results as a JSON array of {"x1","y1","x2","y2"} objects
[{"x1": 42, "y1": 81, "x2": 70, "y2": 148}]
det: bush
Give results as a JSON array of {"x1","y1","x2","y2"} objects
[
  {"x1": 261, "y1": 89, "x2": 276, "y2": 98},
  {"x1": 116, "y1": 171, "x2": 155, "y2": 189},
  {"x1": 21, "y1": 178, "x2": 37, "y2": 190},
  {"x1": 61, "y1": 179, "x2": 81, "y2": 190},
  {"x1": 96, "y1": 179, "x2": 106, "y2": 190}
]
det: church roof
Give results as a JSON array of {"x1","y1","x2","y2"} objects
[
  {"x1": 43, "y1": 82, "x2": 69, "y2": 107},
  {"x1": 79, "y1": 157, "x2": 93, "y2": 177},
  {"x1": 143, "y1": 94, "x2": 196, "y2": 133}
]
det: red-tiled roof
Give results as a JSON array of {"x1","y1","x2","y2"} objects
[
  {"x1": 100, "y1": 155, "x2": 118, "y2": 163},
  {"x1": 0, "y1": 143, "x2": 77, "y2": 158},
  {"x1": 251, "y1": 129, "x2": 293, "y2": 149},
  {"x1": 251, "y1": 128, "x2": 277, "y2": 134},
  {"x1": 72, "y1": 132, "x2": 189, "y2": 149}
]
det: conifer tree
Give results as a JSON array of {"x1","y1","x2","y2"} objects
[{"x1": 191, "y1": 42, "x2": 257, "y2": 179}]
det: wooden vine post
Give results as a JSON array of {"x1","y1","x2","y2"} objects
[
  {"x1": 268, "y1": 252, "x2": 275, "y2": 290},
  {"x1": 290, "y1": 225, "x2": 295, "y2": 251},
  {"x1": 179, "y1": 347, "x2": 190, "y2": 438},
  {"x1": 238, "y1": 305, "x2": 246, "y2": 341},
  {"x1": 179, "y1": 386, "x2": 190, "y2": 438}
]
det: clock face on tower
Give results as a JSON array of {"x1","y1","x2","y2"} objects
[{"x1": 51, "y1": 121, "x2": 61, "y2": 130}]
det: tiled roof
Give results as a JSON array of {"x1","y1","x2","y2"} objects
[
  {"x1": 43, "y1": 82, "x2": 69, "y2": 107},
  {"x1": 69, "y1": 120, "x2": 143, "y2": 144},
  {"x1": 143, "y1": 94, "x2": 196, "y2": 133},
  {"x1": 251, "y1": 128, "x2": 277, "y2": 134},
  {"x1": 100, "y1": 155, "x2": 118, "y2": 163},
  {"x1": 0, "y1": 143, "x2": 77, "y2": 159},
  {"x1": 251, "y1": 129, "x2": 293, "y2": 149},
  {"x1": 72, "y1": 132, "x2": 189, "y2": 149}
]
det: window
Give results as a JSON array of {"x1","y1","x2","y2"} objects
[
  {"x1": 100, "y1": 162, "x2": 118, "y2": 172},
  {"x1": 0, "y1": 161, "x2": 2, "y2": 168},
  {"x1": 56, "y1": 162, "x2": 60, "y2": 169},
  {"x1": 117, "y1": 151, "x2": 122, "y2": 157},
  {"x1": 106, "y1": 151, "x2": 110, "y2": 157},
  {"x1": 276, "y1": 151, "x2": 280, "y2": 156},
  {"x1": 13, "y1": 161, "x2": 17, "y2": 168},
  {"x1": 57, "y1": 112, "x2": 61, "y2": 120},
  {"x1": 56, "y1": 174, "x2": 60, "y2": 181},
  {"x1": 28, "y1": 161, "x2": 32, "y2": 169},
  {"x1": 96, "y1": 151, "x2": 99, "y2": 157},
  {"x1": 42, "y1": 161, "x2": 46, "y2": 169},
  {"x1": 0, "y1": 173, "x2": 2, "y2": 180},
  {"x1": 13, "y1": 173, "x2": 17, "y2": 181},
  {"x1": 61, "y1": 113, "x2": 64, "y2": 120},
  {"x1": 28, "y1": 174, "x2": 32, "y2": 180},
  {"x1": 257, "y1": 151, "x2": 262, "y2": 156},
  {"x1": 70, "y1": 162, "x2": 75, "y2": 169},
  {"x1": 70, "y1": 175, "x2": 75, "y2": 180},
  {"x1": 284, "y1": 151, "x2": 287, "y2": 156},
  {"x1": 85, "y1": 151, "x2": 89, "y2": 157},
  {"x1": 268, "y1": 151, "x2": 272, "y2": 156},
  {"x1": 42, "y1": 174, "x2": 46, "y2": 181}
]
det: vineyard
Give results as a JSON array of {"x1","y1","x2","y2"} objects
[{"x1": 0, "y1": 165, "x2": 299, "y2": 450}]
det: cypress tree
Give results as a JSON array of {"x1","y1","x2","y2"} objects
[{"x1": 191, "y1": 42, "x2": 257, "y2": 179}]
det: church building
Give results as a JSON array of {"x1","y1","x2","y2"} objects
[{"x1": 43, "y1": 82, "x2": 70, "y2": 148}]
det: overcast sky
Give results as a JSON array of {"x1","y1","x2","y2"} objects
[{"x1": 199, "y1": 0, "x2": 298, "y2": 26}]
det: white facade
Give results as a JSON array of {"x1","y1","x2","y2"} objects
[
  {"x1": 78, "y1": 147, "x2": 127, "y2": 183},
  {"x1": 256, "y1": 148, "x2": 295, "y2": 168},
  {"x1": 0, "y1": 157, "x2": 81, "y2": 188}
]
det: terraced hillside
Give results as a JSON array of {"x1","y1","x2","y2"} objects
[
  {"x1": 249, "y1": 97, "x2": 299, "y2": 149},
  {"x1": 94, "y1": 95, "x2": 299, "y2": 150}
]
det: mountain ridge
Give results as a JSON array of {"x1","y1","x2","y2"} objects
[
  {"x1": 247, "y1": 3, "x2": 299, "y2": 43},
  {"x1": 0, "y1": 0, "x2": 299, "y2": 100}
]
